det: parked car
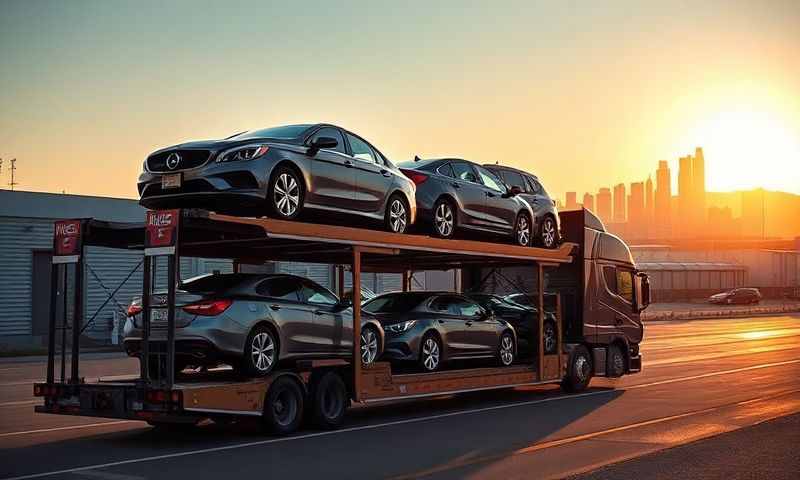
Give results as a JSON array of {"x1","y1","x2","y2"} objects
[
  {"x1": 708, "y1": 288, "x2": 762, "y2": 305},
  {"x1": 362, "y1": 291, "x2": 518, "y2": 372},
  {"x1": 138, "y1": 123, "x2": 416, "y2": 233},
  {"x1": 484, "y1": 164, "x2": 560, "y2": 248},
  {"x1": 123, "y1": 273, "x2": 384, "y2": 377},
  {"x1": 397, "y1": 157, "x2": 535, "y2": 246},
  {"x1": 466, "y1": 293, "x2": 557, "y2": 355}
]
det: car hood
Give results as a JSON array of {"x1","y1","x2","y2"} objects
[{"x1": 149, "y1": 137, "x2": 301, "y2": 155}]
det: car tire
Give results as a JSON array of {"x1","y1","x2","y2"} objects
[
  {"x1": 432, "y1": 198, "x2": 456, "y2": 239},
  {"x1": 243, "y1": 325, "x2": 278, "y2": 377},
  {"x1": 514, "y1": 213, "x2": 532, "y2": 247},
  {"x1": 308, "y1": 371, "x2": 348, "y2": 430},
  {"x1": 542, "y1": 320, "x2": 558, "y2": 355},
  {"x1": 262, "y1": 376, "x2": 304, "y2": 435},
  {"x1": 538, "y1": 215, "x2": 559, "y2": 249},
  {"x1": 419, "y1": 332, "x2": 442, "y2": 372},
  {"x1": 385, "y1": 194, "x2": 410, "y2": 234},
  {"x1": 607, "y1": 344, "x2": 626, "y2": 378},
  {"x1": 268, "y1": 166, "x2": 304, "y2": 220},
  {"x1": 360, "y1": 325, "x2": 381, "y2": 366},
  {"x1": 561, "y1": 345, "x2": 592, "y2": 393},
  {"x1": 497, "y1": 331, "x2": 515, "y2": 366}
]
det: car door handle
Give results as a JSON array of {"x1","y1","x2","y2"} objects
[
  {"x1": 380, "y1": 169, "x2": 392, "y2": 177},
  {"x1": 451, "y1": 182, "x2": 461, "y2": 189},
  {"x1": 270, "y1": 304, "x2": 281, "y2": 311},
  {"x1": 485, "y1": 192, "x2": 496, "y2": 197},
  {"x1": 465, "y1": 321, "x2": 473, "y2": 326},
  {"x1": 313, "y1": 309, "x2": 326, "y2": 315},
  {"x1": 344, "y1": 160, "x2": 354, "y2": 168}
]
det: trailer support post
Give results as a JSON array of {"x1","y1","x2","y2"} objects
[
  {"x1": 538, "y1": 263, "x2": 544, "y2": 381},
  {"x1": 402, "y1": 270, "x2": 412, "y2": 292},
  {"x1": 70, "y1": 245, "x2": 84, "y2": 384},
  {"x1": 46, "y1": 263, "x2": 59, "y2": 384},
  {"x1": 556, "y1": 292, "x2": 563, "y2": 376},
  {"x1": 60, "y1": 266, "x2": 67, "y2": 382},
  {"x1": 352, "y1": 247, "x2": 362, "y2": 401},
  {"x1": 165, "y1": 239, "x2": 179, "y2": 389},
  {"x1": 140, "y1": 255, "x2": 152, "y2": 382}
]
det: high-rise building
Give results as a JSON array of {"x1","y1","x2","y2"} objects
[
  {"x1": 655, "y1": 160, "x2": 672, "y2": 238},
  {"x1": 678, "y1": 155, "x2": 694, "y2": 237},
  {"x1": 628, "y1": 181, "x2": 645, "y2": 232},
  {"x1": 596, "y1": 188, "x2": 612, "y2": 224},
  {"x1": 693, "y1": 147, "x2": 706, "y2": 226},
  {"x1": 645, "y1": 175, "x2": 654, "y2": 222},
  {"x1": 565, "y1": 191, "x2": 578, "y2": 210},
  {"x1": 613, "y1": 183, "x2": 626, "y2": 223},
  {"x1": 582, "y1": 192, "x2": 594, "y2": 213}
]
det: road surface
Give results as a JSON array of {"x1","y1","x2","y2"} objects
[{"x1": 1, "y1": 314, "x2": 799, "y2": 479}]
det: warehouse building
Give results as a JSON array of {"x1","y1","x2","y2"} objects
[{"x1": 0, "y1": 190, "x2": 449, "y2": 351}]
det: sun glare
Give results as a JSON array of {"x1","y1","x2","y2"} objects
[{"x1": 691, "y1": 109, "x2": 800, "y2": 193}]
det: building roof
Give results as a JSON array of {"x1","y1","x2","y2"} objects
[{"x1": 0, "y1": 190, "x2": 144, "y2": 222}]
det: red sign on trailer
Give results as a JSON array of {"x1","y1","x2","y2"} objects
[
  {"x1": 52, "y1": 219, "x2": 82, "y2": 263},
  {"x1": 145, "y1": 209, "x2": 180, "y2": 256}
]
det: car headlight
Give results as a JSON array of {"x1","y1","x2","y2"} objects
[
  {"x1": 385, "y1": 320, "x2": 416, "y2": 334},
  {"x1": 217, "y1": 144, "x2": 270, "y2": 163}
]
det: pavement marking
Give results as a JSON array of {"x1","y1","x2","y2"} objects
[
  {"x1": 385, "y1": 388, "x2": 800, "y2": 480},
  {"x1": 0, "y1": 421, "x2": 136, "y2": 438},
  {"x1": 70, "y1": 471, "x2": 145, "y2": 480},
  {"x1": 0, "y1": 400, "x2": 39, "y2": 408},
  {"x1": 4, "y1": 358, "x2": 800, "y2": 480},
  {"x1": 644, "y1": 343, "x2": 800, "y2": 367}
]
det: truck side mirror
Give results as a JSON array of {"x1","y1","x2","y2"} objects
[{"x1": 634, "y1": 272, "x2": 651, "y2": 312}]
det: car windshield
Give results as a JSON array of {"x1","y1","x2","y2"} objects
[
  {"x1": 229, "y1": 124, "x2": 311, "y2": 140},
  {"x1": 181, "y1": 273, "x2": 251, "y2": 293},
  {"x1": 363, "y1": 293, "x2": 429, "y2": 314}
]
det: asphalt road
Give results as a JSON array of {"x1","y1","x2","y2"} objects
[{"x1": 1, "y1": 314, "x2": 799, "y2": 479}]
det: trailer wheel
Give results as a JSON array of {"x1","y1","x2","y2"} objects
[
  {"x1": 262, "y1": 376, "x2": 304, "y2": 435},
  {"x1": 561, "y1": 345, "x2": 592, "y2": 393},
  {"x1": 308, "y1": 371, "x2": 348, "y2": 429}
]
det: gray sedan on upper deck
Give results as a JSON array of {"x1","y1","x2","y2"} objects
[{"x1": 138, "y1": 123, "x2": 416, "y2": 233}]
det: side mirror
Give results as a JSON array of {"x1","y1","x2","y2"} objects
[
  {"x1": 336, "y1": 298, "x2": 353, "y2": 310},
  {"x1": 504, "y1": 185, "x2": 523, "y2": 198},
  {"x1": 634, "y1": 272, "x2": 651, "y2": 312},
  {"x1": 307, "y1": 136, "x2": 338, "y2": 156}
]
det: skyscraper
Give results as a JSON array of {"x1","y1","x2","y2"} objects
[
  {"x1": 565, "y1": 191, "x2": 578, "y2": 210},
  {"x1": 582, "y1": 192, "x2": 594, "y2": 213},
  {"x1": 693, "y1": 147, "x2": 706, "y2": 226},
  {"x1": 596, "y1": 188, "x2": 612, "y2": 224},
  {"x1": 655, "y1": 160, "x2": 672, "y2": 237},
  {"x1": 645, "y1": 175, "x2": 654, "y2": 222},
  {"x1": 613, "y1": 183, "x2": 626, "y2": 223},
  {"x1": 628, "y1": 181, "x2": 645, "y2": 232},
  {"x1": 678, "y1": 155, "x2": 694, "y2": 237}
]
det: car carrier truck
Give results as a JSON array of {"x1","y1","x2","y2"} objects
[{"x1": 34, "y1": 208, "x2": 649, "y2": 434}]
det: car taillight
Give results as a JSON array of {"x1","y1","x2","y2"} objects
[
  {"x1": 182, "y1": 299, "x2": 233, "y2": 316},
  {"x1": 400, "y1": 168, "x2": 428, "y2": 185},
  {"x1": 145, "y1": 389, "x2": 183, "y2": 405},
  {"x1": 127, "y1": 303, "x2": 142, "y2": 317}
]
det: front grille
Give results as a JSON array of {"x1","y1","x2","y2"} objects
[{"x1": 147, "y1": 149, "x2": 211, "y2": 172}]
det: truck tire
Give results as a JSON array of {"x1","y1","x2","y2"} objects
[
  {"x1": 607, "y1": 344, "x2": 626, "y2": 378},
  {"x1": 308, "y1": 371, "x2": 348, "y2": 429},
  {"x1": 262, "y1": 376, "x2": 304, "y2": 435},
  {"x1": 561, "y1": 345, "x2": 592, "y2": 393}
]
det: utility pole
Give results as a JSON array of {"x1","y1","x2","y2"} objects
[
  {"x1": 0, "y1": 158, "x2": 3, "y2": 189},
  {"x1": 9, "y1": 158, "x2": 18, "y2": 191}
]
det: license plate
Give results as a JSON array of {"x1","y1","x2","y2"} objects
[
  {"x1": 151, "y1": 308, "x2": 168, "y2": 322},
  {"x1": 161, "y1": 173, "x2": 182, "y2": 189}
]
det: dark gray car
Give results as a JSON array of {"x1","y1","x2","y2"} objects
[
  {"x1": 362, "y1": 291, "x2": 517, "y2": 372},
  {"x1": 138, "y1": 123, "x2": 416, "y2": 233},
  {"x1": 484, "y1": 164, "x2": 560, "y2": 248},
  {"x1": 123, "y1": 273, "x2": 384, "y2": 377}
]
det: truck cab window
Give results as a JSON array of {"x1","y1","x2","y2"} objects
[
  {"x1": 603, "y1": 265, "x2": 617, "y2": 294},
  {"x1": 616, "y1": 269, "x2": 634, "y2": 304}
]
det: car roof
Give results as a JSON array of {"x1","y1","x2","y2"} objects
[{"x1": 484, "y1": 163, "x2": 540, "y2": 180}]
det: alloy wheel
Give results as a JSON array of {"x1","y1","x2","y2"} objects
[
  {"x1": 500, "y1": 335, "x2": 514, "y2": 366},
  {"x1": 422, "y1": 337, "x2": 440, "y2": 371},
  {"x1": 542, "y1": 217, "x2": 556, "y2": 248},
  {"x1": 434, "y1": 203, "x2": 454, "y2": 237},
  {"x1": 516, "y1": 215, "x2": 531, "y2": 246},
  {"x1": 389, "y1": 199, "x2": 408, "y2": 233},
  {"x1": 574, "y1": 354, "x2": 590, "y2": 383},
  {"x1": 544, "y1": 324, "x2": 556, "y2": 354},
  {"x1": 360, "y1": 328, "x2": 378, "y2": 365},
  {"x1": 273, "y1": 173, "x2": 300, "y2": 217},
  {"x1": 251, "y1": 332, "x2": 275, "y2": 373}
]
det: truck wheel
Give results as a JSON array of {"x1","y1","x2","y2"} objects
[
  {"x1": 561, "y1": 345, "x2": 592, "y2": 393},
  {"x1": 308, "y1": 371, "x2": 348, "y2": 430},
  {"x1": 262, "y1": 376, "x2": 304, "y2": 435},
  {"x1": 607, "y1": 344, "x2": 626, "y2": 378}
]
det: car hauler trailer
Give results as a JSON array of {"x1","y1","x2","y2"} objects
[{"x1": 34, "y1": 208, "x2": 648, "y2": 434}]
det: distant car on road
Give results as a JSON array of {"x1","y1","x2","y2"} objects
[
  {"x1": 708, "y1": 288, "x2": 762, "y2": 305},
  {"x1": 138, "y1": 123, "x2": 416, "y2": 233},
  {"x1": 484, "y1": 164, "x2": 560, "y2": 248},
  {"x1": 363, "y1": 291, "x2": 518, "y2": 372},
  {"x1": 398, "y1": 157, "x2": 535, "y2": 247},
  {"x1": 123, "y1": 273, "x2": 384, "y2": 377}
]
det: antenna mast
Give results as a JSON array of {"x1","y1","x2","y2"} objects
[{"x1": 9, "y1": 158, "x2": 18, "y2": 191}]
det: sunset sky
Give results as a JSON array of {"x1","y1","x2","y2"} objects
[{"x1": 1, "y1": 0, "x2": 798, "y2": 201}]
